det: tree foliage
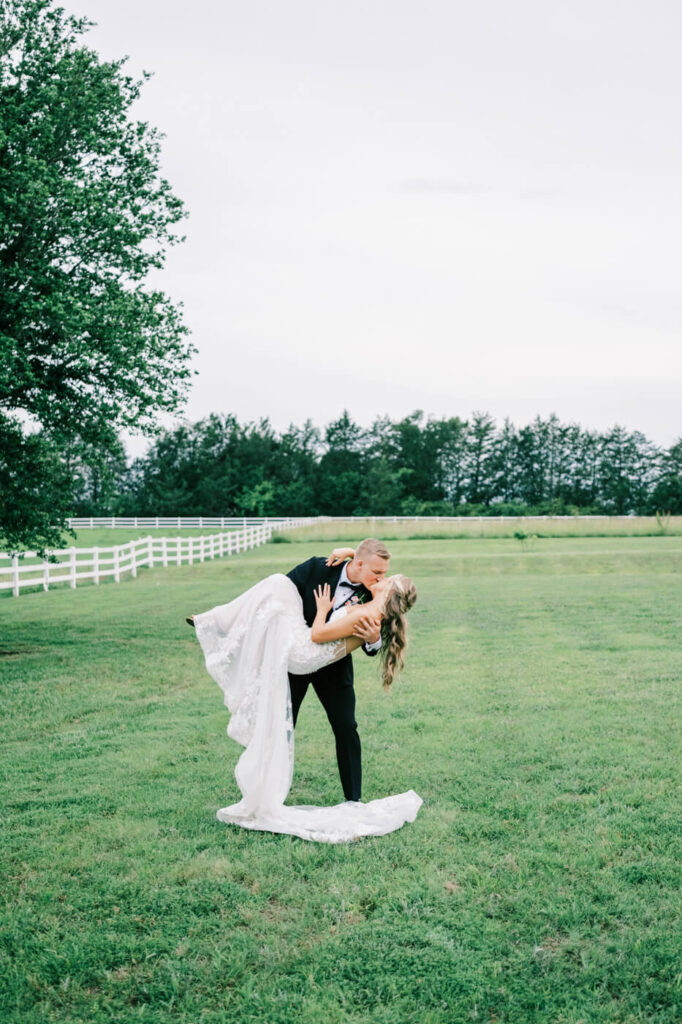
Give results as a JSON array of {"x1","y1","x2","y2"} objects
[
  {"x1": 0, "y1": 0, "x2": 193, "y2": 551},
  {"x1": 111, "y1": 411, "x2": 681, "y2": 520}
]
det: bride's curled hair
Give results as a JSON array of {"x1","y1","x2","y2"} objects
[{"x1": 379, "y1": 575, "x2": 417, "y2": 690}]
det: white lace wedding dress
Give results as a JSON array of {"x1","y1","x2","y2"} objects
[{"x1": 193, "y1": 573, "x2": 422, "y2": 842}]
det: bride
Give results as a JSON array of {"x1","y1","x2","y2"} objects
[{"x1": 190, "y1": 563, "x2": 422, "y2": 843}]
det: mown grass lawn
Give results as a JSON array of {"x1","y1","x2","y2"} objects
[
  {"x1": 1, "y1": 537, "x2": 681, "y2": 1023},
  {"x1": 285, "y1": 516, "x2": 682, "y2": 541}
]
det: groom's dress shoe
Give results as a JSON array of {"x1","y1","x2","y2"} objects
[{"x1": 186, "y1": 616, "x2": 195, "y2": 628}]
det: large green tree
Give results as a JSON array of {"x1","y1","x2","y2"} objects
[{"x1": 0, "y1": 0, "x2": 193, "y2": 551}]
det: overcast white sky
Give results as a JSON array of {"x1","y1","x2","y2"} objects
[{"x1": 76, "y1": 0, "x2": 681, "y2": 452}]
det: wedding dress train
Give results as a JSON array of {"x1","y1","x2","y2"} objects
[{"x1": 194, "y1": 573, "x2": 422, "y2": 842}]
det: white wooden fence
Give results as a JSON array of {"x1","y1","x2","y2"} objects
[
  {"x1": 66, "y1": 516, "x2": 318, "y2": 529},
  {"x1": 66, "y1": 514, "x2": 639, "y2": 529},
  {"x1": 0, "y1": 524, "x2": 276, "y2": 597}
]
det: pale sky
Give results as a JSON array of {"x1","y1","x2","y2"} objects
[{"x1": 74, "y1": 0, "x2": 681, "y2": 453}]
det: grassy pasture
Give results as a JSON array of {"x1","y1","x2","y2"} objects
[
  {"x1": 5, "y1": 518, "x2": 680, "y2": 583},
  {"x1": 7, "y1": 515, "x2": 682, "y2": 565},
  {"x1": 285, "y1": 515, "x2": 682, "y2": 541},
  {"x1": 1, "y1": 537, "x2": 681, "y2": 1023}
]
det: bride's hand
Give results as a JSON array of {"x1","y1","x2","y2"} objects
[
  {"x1": 325, "y1": 547, "x2": 355, "y2": 567},
  {"x1": 314, "y1": 583, "x2": 334, "y2": 616}
]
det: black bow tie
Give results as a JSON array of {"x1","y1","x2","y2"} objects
[{"x1": 343, "y1": 580, "x2": 361, "y2": 590}]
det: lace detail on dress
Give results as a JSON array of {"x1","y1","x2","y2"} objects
[{"x1": 287, "y1": 624, "x2": 346, "y2": 675}]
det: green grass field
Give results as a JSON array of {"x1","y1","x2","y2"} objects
[
  {"x1": 8, "y1": 515, "x2": 682, "y2": 562},
  {"x1": 2, "y1": 537, "x2": 681, "y2": 1023},
  {"x1": 285, "y1": 516, "x2": 682, "y2": 541}
]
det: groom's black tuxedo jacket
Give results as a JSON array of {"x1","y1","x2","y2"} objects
[{"x1": 287, "y1": 557, "x2": 375, "y2": 688}]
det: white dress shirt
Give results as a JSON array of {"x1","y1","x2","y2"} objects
[{"x1": 333, "y1": 563, "x2": 382, "y2": 652}]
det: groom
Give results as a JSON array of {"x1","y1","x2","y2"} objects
[{"x1": 287, "y1": 538, "x2": 391, "y2": 802}]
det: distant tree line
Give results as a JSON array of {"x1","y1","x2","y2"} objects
[{"x1": 69, "y1": 411, "x2": 682, "y2": 518}]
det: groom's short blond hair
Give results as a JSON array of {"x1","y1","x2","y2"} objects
[{"x1": 355, "y1": 538, "x2": 391, "y2": 561}]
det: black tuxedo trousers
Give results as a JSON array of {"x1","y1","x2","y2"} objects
[{"x1": 286, "y1": 557, "x2": 374, "y2": 801}]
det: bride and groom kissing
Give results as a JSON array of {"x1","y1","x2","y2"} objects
[{"x1": 191, "y1": 538, "x2": 422, "y2": 842}]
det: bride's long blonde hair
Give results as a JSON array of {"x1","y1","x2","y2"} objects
[{"x1": 379, "y1": 575, "x2": 418, "y2": 690}]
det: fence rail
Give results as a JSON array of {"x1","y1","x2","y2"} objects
[
  {"x1": 65, "y1": 514, "x2": 645, "y2": 529},
  {"x1": 66, "y1": 516, "x2": 318, "y2": 529},
  {"x1": 0, "y1": 524, "x2": 275, "y2": 597},
  {"x1": 296, "y1": 514, "x2": 641, "y2": 523}
]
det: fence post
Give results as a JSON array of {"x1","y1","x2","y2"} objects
[
  {"x1": 189, "y1": 537, "x2": 194, "y2": 565},
  {"x1": 176, "y1": 537, "x2": 182, "y2": 566},
  {"x1": 147, "y1": 535, "x2": 154, "y2": 569},
  {"x1": 162, "y1": 536, "x2": 168, "y2": 567},
  {"x1": 69, "y1": 547, "x2": 77, "y2": 589},
  {"x1": 42, "y1": 557, "x2": 50, "y2": 592},
  {"x1": 12, "y1": 554, "x2": 19, "y2": 597},
  {"x1": 93, "y1": 548, "x2": 100, "y2": 585},
  {"x1": 130, "y1": 541, "x2": 137, "y2": 578},
  {"x1": 113, "y1": 545, "x2": 120, "y2": 583},
  {"x1": 199, "y1": 535, "x2": 205, "y2": 562}
]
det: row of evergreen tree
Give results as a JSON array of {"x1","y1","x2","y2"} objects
[{"x1": 69, "y1": 411, "x2": 682, "y2": 517}]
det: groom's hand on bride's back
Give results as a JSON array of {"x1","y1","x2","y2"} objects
[{"x1": 353, "y1": 614, "x2": 382, "y2": 645}]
